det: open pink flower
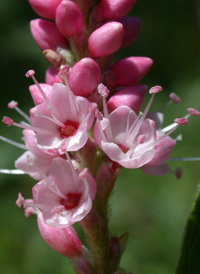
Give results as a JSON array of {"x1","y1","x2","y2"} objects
[
  {"x1": 32, "y1": 158, "x2": 96, "y2": 228},
  {"x1": 94, "y1": 105, "x2": 156, "y2": 168},
  {"x1": 30, "y1": 82, "x2": 95, "y2": 153},
  {"x1": 15, "y1": 129, "x2": 59, "y2": 180}
]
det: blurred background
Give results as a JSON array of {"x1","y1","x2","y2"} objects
[{"x1": 0, "y1": 0, "x2": 200, "y2": 273}]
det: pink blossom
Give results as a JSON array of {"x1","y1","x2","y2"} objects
[
  {"x1": 94, "y1": 105, "x2": 157, "y2": 169},
  {"x1": 30, "y1": 82, "x2": 95, "y2": 153},
  {"x1": 15, "y1": 129, "x2": 59, "y2": 180},
  {"x1": 33, "y1": 158, "x2": 96, "y2": 228},
  {"x1": 37, "y1": 213, "x2": 83, "y2": 258}
]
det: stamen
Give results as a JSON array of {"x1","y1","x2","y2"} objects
[
  {"x1": 65, "y1": 151, "x2": 79, "y2": 184},
  {"x1": 175, "y1": 167, "x2": 182, "y2": 179},
  {"x1": 8, "y1": 100, "x2": 30, "y2": 123},
  {"x1": 3, "y1": 116, "x2": 52, "y2": 134},
  {"x1": 0, "y1": 135, "x2": 27, "y2": 150},
  {"x1": 169, "y1": 93, "x2": 181, "y2": 103},
  {"x1": 0, "y1": 169, "x2": 25, "y2": 174},
  {"x1": 174, "y1": 118, "x2": 188, "y2": 125},
  {"x1": 169, "y1": 157, "x2": 200, "y2": 162},
  {"x1": 149, "y1": 85, "x2": 162, "y2": 94},
  {"x1": 188, "y1": 108, "x2": 200, "y2": 117},
  {"x1": 98, "y1": 83, "x2": 109, "y2": 98},
  {"x1": 16, "y1": 193, "x2": 24, "y2": 207},
  {"x1": 2, "y1": 116, "x2": 13, "y2": 126}
]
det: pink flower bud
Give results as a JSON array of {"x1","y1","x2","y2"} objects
[
  {"x1": 118, "y1": 16, "x2": 141, "y2": 47},
  {"x1": 107, "y1": 85, "x2": 147, "y2": 113},
  {"x1": 88, "y1": 22, "x2": 124, "y2": 57},
  {"x1": 45, "y1": 67, "x2": 61, "y2": 85},
  {"x1": 105, "y1": 57, "x2": 153, "y2": 87},
  {"x1": 94, "y1": 0, "x2": 137, "y2": 21},
  {"x1": 29, "y1": 83, "x2": 53, "y2": 105},
  {"x1": 37, "y1": 214, "x2": 82, "y2": 258},
  {"x1": 147, "y1": 136, "x2": 176, "y2": 166},
  {"x1": 55, "y1": 0, "x2": 84, "y2": 38},
  {"x1": 30, "y1": 19, "x2": 66, "y2": 50},
  {"x1": 69, "y1": 58, "x2": 101, "y2": 97},
  {"x1": 28, "y1": 0, "x2": 62, "y2": 19}
]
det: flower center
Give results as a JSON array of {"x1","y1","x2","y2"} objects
[
  {"x1": 60, "y1": 193, "x2": 81, "y2": 210},
  {"x1": 118, "y1": 144, "x2": 129, "y2": 153},
  {"x1": 58, "y1": 120, "x2": 79, "y2": 138}
]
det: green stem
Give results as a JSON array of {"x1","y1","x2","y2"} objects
[{"x1": 175, "y1": 185, "x2": 200, "y2": 274}]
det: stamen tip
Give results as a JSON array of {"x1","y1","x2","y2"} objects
[
  {"x1": 169, "y1": 92, "x2": 180, "y2": 103},
  {"x1": 8, "y1": 100, "x2": 18, "y2": 109},
  {"x1": 175, "y1": 167, "x2": 183, "y2": 179},
  {"x1": 174, "y1": 117, "x2": 188, "y2": 125},
  {"x1": 2, "y1": 116, "x2": 13, "y2": 126},
  {"x1": 16, "y1": 193, "x2": 24, "y2": 207},
  {"x1": 98, "y1": 83, "x2": 109, "y2": 97},
  {"x1": 58, "y1": 65, "x2": 71, "y2": 76},
  {"x1": 25, "y1": 70, "x2": 35, "y2": 78},
  {"x1": 188, "y1": 107, "x2": 200, "y2": 117},
  {"x1": 149, "y1": 85, "x2": 162, "y2": 94},
  {"x1": 95, "y1": 109, "x2": 103, "y2": 120}
]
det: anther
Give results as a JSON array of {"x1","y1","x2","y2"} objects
[
  {"x1": 175, "y1": 167, "x2": 183, "y2": 179},
  {"x1": 169, "y1": 93, "x2": 180, "y2": 104},
  {"x1": 174, "y1": 118, "x2": 188, "y2": 125},
  {"x1": 98, "y1": 83, "x2": 110, "y2": 98},
  {"x1": 25, "y1": 70, "x2": 35, "y2": 78},
  {"x1": 149, "y1": 85, "x2": 162, "y2": 94},
  {"x1": 8, "y1": 100, "x2": 18, "y2": 109},
  {"x1": 188, "y1": 107, "x2": 200, "y2": 117},
  {"x1": 2, "y1": 116, "x2": 13, "y2": 126}
]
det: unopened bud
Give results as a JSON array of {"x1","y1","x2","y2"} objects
[
  {"x1": 69, "y1": 58, "x2": 101, "y2": 97},
  {"x1": 55, "y1": 0, "x2": 84, "y2": 38},
  {"x1": 37, "y1": 214, "x2": 83, "y2": 258},
  {"x1": 118, "y1": 16, "x2": 141, "y2": 47},
  {"x1": 30, "y1": 19, "x2": 66, "y2": 50},
  {"x1": 105, "y1": 57, "x2": 153, "y2": 87},
  {"x1": 29, "y1": 83, "x2": 53, "y2": 105},
  {"x1": 93, "y1": 0, "x2": 137, "y2": 21},
  {"x1": 107, "y1": 85, "x2": 147, "y2": 113},
  {"x1": 88, "y1": 22, "x2": 124, "y2": 57},
  {"x1": 43, "y1": 49, "x2": 62, "y2": 68},
  {"x1": 28, "y1": 0, "x2": 62, "y2": 19},
  {"x1": 45, "y1": 67, "x2": 61, "y2": 85}
]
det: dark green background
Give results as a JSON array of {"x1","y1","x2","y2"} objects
[{"x1": 0, "y1": 0, "x2": 200, "y2": 273}]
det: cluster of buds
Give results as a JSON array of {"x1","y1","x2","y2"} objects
[{"x1": 1, "y1": 0, "x2": 200, "y2": 273}]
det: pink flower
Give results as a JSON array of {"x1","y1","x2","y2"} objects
[
  {"x1": 94, "y1": 105, "x2": 156, "y2": 168},
  {"x1": 15, "y1": 129, "x2": 58, "y2": 180},
  {"x1": 30, "y1": 82, "x2": 95, "y2": 153},
  {"x1": 37, "y1": 213, "x2": 83, "y2": 258},
  {"x1": 32, "y1": 158, "x2": 96, "y2": 228}
]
